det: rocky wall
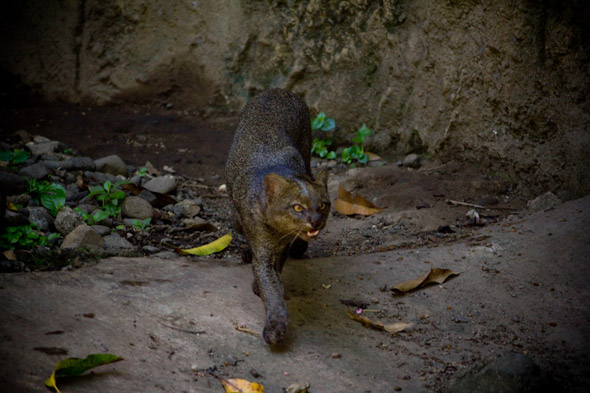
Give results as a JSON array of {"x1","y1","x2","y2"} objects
[{"x1": 1, "y1": 0, "x2": 589, "y2": 197}]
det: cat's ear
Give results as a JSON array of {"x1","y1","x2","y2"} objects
[
  {"x1": 264, "y1": 173, "x2": 289, "y2": 201},
  {"x1": 315, "y1": 169, "x2": 329, "y2": 187}
]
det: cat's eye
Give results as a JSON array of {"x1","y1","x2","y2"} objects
[
  {"x1": 293, "y1": 204, "x2": 304, "y2": 212},
  {"x1": 319, "y1": 202, "x2": 328, "y2": 210}
]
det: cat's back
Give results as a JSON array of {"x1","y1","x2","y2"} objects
[{"x1": 225, "y1": 89, "x2": 312, "y2": 195}]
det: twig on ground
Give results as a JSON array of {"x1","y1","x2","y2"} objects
[
  {"x1": 445, "y1": 199, "x2": 517, "y2": 211},
  {"x1": 232, "y1": 322, "x2": 262, "y2": 337}
]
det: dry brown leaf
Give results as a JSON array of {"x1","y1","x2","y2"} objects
[
  {"x1": 221, "y1": 378, "x2": 264, "y2": 393},
  {"x1": 346, "y1": 311, "x2": 413, "y2": 334},
  {"x1": 3, "y1": 250, "x2": 16, "y2": 261},
  {"x1": 392, "y1": 268, "x2": 460, "y2": 293},
  {"x1": 366, "y1": 152, "x2": 382, "y2": 161},
  {"x1": 145, "y1": 161, "x2": 160, "y2": 176},
  {"x1": 335, "y1": 186, "x2": 383, "y2": 216},
  {"x1": 384, "y1": 322, "x2": 413, "y2": 334}
]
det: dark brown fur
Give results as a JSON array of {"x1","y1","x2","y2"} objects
[{"x1": 224, "y1": 89, "x2": 330, "y2": 345}]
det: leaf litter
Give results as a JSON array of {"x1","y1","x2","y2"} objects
[
  {"x1": 44, "y1": 353, "x2": 123, "y2": 393},
  {"x1": 334, "y1": 186, "x2": 383, "y2": 216}
]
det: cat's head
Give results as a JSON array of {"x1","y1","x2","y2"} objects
[{"x1": 264, "y1": 170, "x2": 330, "y2": 242}]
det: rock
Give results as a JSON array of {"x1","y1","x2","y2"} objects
[
  {"x1": 173, "y1": 199, "x2": 201, "y2": 218},
  {"x1": 121, "y1": 196, "x2": 153, "y2": 219},
  {"x1": 527, "y1": 192, "x2": 561, "y2": 212},
  {"x1": 445, "y1": 352, "x2": 544, "y2": 393},
  {"x1": 32, "y1": 135, "x2": 51, "y2": 143},
  {"x1": 67, "y1": 191, "x2": 89, "y2": 203},
  {"x1": 55, "y1": 206, "x2": 85, "y2": 235},
  {"x1": 142, "y1": 245, "x2": 160, "y2": 254},
  {"x1": 91, "y1": 225, "x2": 111, "y2": 236},
  {"x1": 103, "y1": 234, "x2": 135, "y2": 254},
  {"x1": 19, "y1": 162, "x2": 50, "y2": 179},
  {"x1": 75, "y1": 203, "x2": 98, "y2": 214},
  {"x1": 68, "y1": 156, "x2": 96, "y2": 171},
  {"x1": 3, "y1": 210, "x2": 29, "y2": 226},
  {"x1": 84, "y1": 171, "x2": 121, "y2": 184},
  {"x1": 94, "y1": 155, "x2": 128, "y2": 176},
  {"x1": 183, "y1": 217, "x2": 216, "y2": 232},
  {"x1": 60, "y1": 224, "x2": 104, "y2": 249},
  {"x1": 402, "y1": 153, "x2": 421, "y2": 169},
  {"x1": 26, "y1": 141, "x2": 61, "y2": 156},
  {"x1": 28, "y1": 207, "x2": 54, "y2": 231},
  {"x1": 144, "y1": 175, "x2": 177, "y2": 194},
  {"x1": 90, "y1": 209, "x2": 113, "y2": 226},
  {"x1": 15, "y1": 130, "x2": 31, "y2": 143},
  {"x1": 152, "y1": 251, "x2": 177, "y2": 259},
  {"x1": 65, "y1": 183, "x2": 80, "y2": 199},
  {"x1": 138, "y1": 189, "x2": 158, "y2": 206},
  {"x1": 7, "y1": 194, "x2": 32, "y2": 206},
  {"x1": 0, "y1": 260, "x2": 26, "y2": 273},
  {"x1": 0, "y1": 171, "x2": 28, "y2": 195}
]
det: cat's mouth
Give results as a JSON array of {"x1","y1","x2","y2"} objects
[{"x1": 300, "y1": 229, "x2": 320, "y2": 240}]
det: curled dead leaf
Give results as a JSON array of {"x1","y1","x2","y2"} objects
[
  {"x1": 334, "y1": 186, "x2": 383, "y2": 216},
  {"x1": 346, "y1": 311, "x2": 412, "y2": 335},
  {"x1": 221, "y1": 378, "x2": 264, "y2": 393},
  {"x1": 392, "y1": 268, "x2": 460, "y2": 293}
]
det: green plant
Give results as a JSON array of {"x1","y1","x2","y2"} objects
[
  {"x1": 87, "y1": 180, "x2": 128, "y2": 217},
  {"x1": 131, "y1": 218, "x2": 151, "y2": 232},
  {"x1": 0, "y1": 224, "x2": 61, "y2": 250},
  {"x1": 26, "y1": 179, "x2": 66, "y2": 216},
  {"x1": 74, "y1": 208, "x2": 110, "y2": 225},
  {"x1": 311, "y1": 112, "x2": 337, "y2": 159},
  {"x1": 341, "y1": 124, "x2": 371, "y2": 166},
  {"x1": 63, "y1": 148, "x2": 73, "y2": 154},
  {"x1": 0, "y1": 149, "x2": 30, "y2": 168},
  {"x1": 137, "y1": 166, "x2": 148, "y2": 177}
]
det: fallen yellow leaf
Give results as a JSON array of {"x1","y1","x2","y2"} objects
[
  {"x1": 7, "y1": 201, "x2": 18, "y2": 211},
  {"x1": 177, "y1": 233, "x2": 232, "y2": 256},
  {"x1": 221, "y1": 378, "x2": 265, "y2": 393},
  {"x1": 392, "y1": 268, "x2": 460, "y2": 293},
  {"x1": 334, "y1": 186, "x2": 383, "y2": 216}
]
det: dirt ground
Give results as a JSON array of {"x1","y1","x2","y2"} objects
[{"x1": 1, "y1": 103, "x2": 589, "y2": 392}]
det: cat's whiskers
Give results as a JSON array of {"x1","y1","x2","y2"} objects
[{"x1": 278, "y1": 229, "x2": 300, "y2": 243}]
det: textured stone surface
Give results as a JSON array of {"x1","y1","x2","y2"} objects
[
  {"x1": 121, "y1": 196, "x2": 154, "y2": 219},
  {"x1": 55, "y1": 206, "x2": 85, "y2": 236},
  {"x1": 173, "y1": 199, "x2": 201, "y2": 218},
  {"x1": 2, "y1": 1, "x2": 589, "y2": 198},
  {"x1": 18, "y1": 162, "x2": 49, "y2": 180},
  {"x1": 27, "y1": 207, "x2": 54, "y2": 231},
  {"x1": 60, "y1": 224, "x2": 104, "y2": 249},
  {"x1": 103, "y1": 234, "x2": 135, "y2": 254},
  {"x1": 94, "y1": 155, "x2": 128, "y2": 176},
  {"x1": 144, "y1": 176, "x2": 177, "y2": 194}
]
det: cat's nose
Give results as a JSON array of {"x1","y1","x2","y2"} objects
[{"x1": 308, "y1": 213, "x2": 322, "y2": 228}]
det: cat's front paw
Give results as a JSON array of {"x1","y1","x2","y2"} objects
[{"x1": 263, "y1": 316, "x2": 288, "y2": 345}]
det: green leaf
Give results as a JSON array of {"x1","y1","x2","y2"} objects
[
  {"x1": 92, "y1": 210, "x2": 110, "y2": 223},
  {"x1": 0, "y1": 151, "x2": 11, "y2": 161},
  {"x1": 356, "y1": 123, "x2": 372, "y2": 139},
  {"x1": 327, "y1": 151, "x2": 337, "y2": 160},
  {"x1": 311, "y1": 112, "x2": 326, "y2": 131},
  {"x1": 44, "y1": 353, "x2": 123, "y2": 392},
  {"x1": 321, "y1": 117, "x2": 336, "y2": 131},
  {"x1": 110, "y1": 191, "x2": 126, "y2": 200},
  {"x1": 12, "y1": 150, "x2": 30, "y2": 164},
  {"x1": 87, "y1": 186, "x2": 105, "y2": 198}
]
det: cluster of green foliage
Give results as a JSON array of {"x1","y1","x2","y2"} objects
[
  {"x1": 310, "y1": 113, "x2": 373, "y2": 167},
  {"x1": 131, "y1": 218, "x2": 151, "y2": 232},
  {"x1": 0, "y1": 149, "x2": 29, "y2": 168},
  {"x1": 27, "y1": 179, "x2": 66, "y2": 217},
  {"x1": 87, "y1": 180, "x2": 128, "y2": 217},
  {"x1": 0, "y1": 224, "x2": 61, "y2": 250},
  {"x1": 74, "y1": 208, "x2": 110, "y2": 226}
]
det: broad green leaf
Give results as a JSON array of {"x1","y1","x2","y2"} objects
[
  {"x1": 103, "y1": 180, "x2": 112, "y2": 192},
  {"x1": 178, "y1": 233, "x2": 232, "y2": 256},
  {"x1": 321, "y1": 117, "x2": 336, "y2": 131},
  {"x1": 356, "y1": 123, "x2": 372, "y2": 139},
  {"x1": 311, "y1": 112, "x2": 326, "y2": 131},
  {"x1": 12, "y1": 150, "x2": 30, "y2": 164},
  {"x1": 44, "y1": 353, "x2": 123, "y2": 393},
  {"x1": 0, "y1": 150, "x2": 11, "y2": 161},
  {"x1": 110, "y1": 191, "x2": 126, "y2": 200},
  {"x1": 327, "y1": 151, "x2": 337, "y2": 160},
  {"x1": 92, "y1": 210, "x2": 110, "y2": 222}
]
